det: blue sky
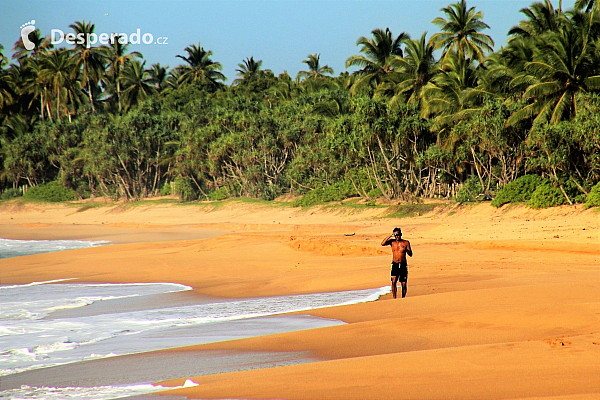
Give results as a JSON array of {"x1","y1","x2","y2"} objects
[{"x1": 1, "y1": 0, "x2": 575, "y2": 82}]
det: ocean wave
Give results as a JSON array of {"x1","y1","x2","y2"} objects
[
  {"x1": 0, "y1": 283, "x2": 388, "y2": 378},
  {"x1": 0, "y1": 238, "x2": 109, "y2": 259}
]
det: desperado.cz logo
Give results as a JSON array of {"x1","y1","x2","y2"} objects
[
  {"x1": 19, "y1": 20, "x2": 168, "y2": 49},
  {"x1": 20, "y1": 20, "x2": 36, "y2": 50}
]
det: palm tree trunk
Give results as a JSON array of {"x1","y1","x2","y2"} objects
[
  {"x1": 46, "y1": 98, "x2": 53, "y2": 123},
  {"x1": 117, "y1": 79, "x2": 122, "y2": 113},
  {"x1": 40, "y1": 92, "x2": 45, "y2": 120},
  {"x1": 56, "y1": 91, "x2": 61, "y2": 121},
  {"x1": 88, "y1": 77, "x2": 95, "y2": 112}
]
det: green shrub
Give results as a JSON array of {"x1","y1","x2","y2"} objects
[
  {"x1": 160, "y1": 182, "x2": 172, "y2": 196},
  {"x1": 384, "y1": 203, "x2": 437, "y2": 218},
  {"x1": 260, "y1": 184, "x2": 282, "y2": 201},
  {"x1": 491, "y1": 175, "x2": 548, "y2": 207},
  {"x1": 23, "y1": 181, "x2": 78, "y2": 202},
  {"x1": 209, "y1": 187, "x2": 229, "y2": 201},
  {"x1": 455, "y1": 176, "x2": 483, "y2": 203},
  {"x1": 0, "y1": 188, "x2": 23, "y2": 200},
  {"x1": 585, "y1": 182, "x2": 600, "y2": 208},
  {"x1": 367, "y1": 187, "x2": 383, "y2": 198},
  {"x1": 173, "y1": 177, "x2": 197, "y2": 201},
  {"x1": 562, "y1": 180, "x2": 587, "y2": 204},
  {"x1": 528, "y1": 184, "x2": 566, "y2": 209},
  {"x1": 293, "y1": 179, "x2": 357, "y2": 207}
]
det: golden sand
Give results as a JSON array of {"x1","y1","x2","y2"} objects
[{"x1": 1, "y1": 200, "x2": 598, "y2": 399}]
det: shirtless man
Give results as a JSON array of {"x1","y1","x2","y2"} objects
[{"x1": 381, "y1": 227, "x2": 413, "y2": 298}]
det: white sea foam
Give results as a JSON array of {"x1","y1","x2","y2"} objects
[
  {"x1": 0, "y1": 238, "x2": 108, "y2": 259},
  {"x1": 0, "y1": 283, "x2": 388, "y2": 379},
  {"x1": 0, "y1": 383, "x2": 164, "y2": 399}
]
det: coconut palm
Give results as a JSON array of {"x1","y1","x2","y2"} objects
[
  {"x1": 477, "y1": 35, "x2": 538, "y2": 99},
  {"x1": 69, "y1": 21, "x2": 109, "y2": 112},
  {"x1": 148, "y1": 63, "x2": 169, "y2": 92},
  {"x1": 430, "y1": 0, "x2": 494, "y2": 63},
  {"x1": 507, "y1": 13, "x2": 600, "y2": 126},
  {"x1": 119, "y1": 60, "x2": 157, "y2": 110},
  {"x1": 105, "y1": 35, "x2": 142, "y2": 112},
  {"x1": 0, "y1": 44, "x2": 8, "y2": 68},
  {"x1": 346, "y1": 28, "x2": 409, "y2": 93},
  {"x1": 0, "y1": 71, "x2": 15, "y2": 115},
  {"x1": 232, "y1": 56, "x2": 263, "y2": 86},
  {"x1": 386, "y1": 32, "x2": 439, "y2": 107},
  {"x1": 508, "y1": 0, "x2": 564, "y2": 39},
  {"x1": 162, "y1": 68, "x2": 183, "y2": 92},
  {"x1": 575, "y1": 0, "x2": 597, "y2": 12},
  {"x1": 421, "y1": 53, "x2": 480, "y2": 127},
  {"x1": 267, "y1": 73, "x2": 302, "y2": 101},
  {"x1": 175, "y1": 43, "x2": 225, "y2": 86},
  {"x1": 18, "y1": 58, "x2": 52, "y2": 120},
  {"x1": 12, "y1": 29, "x2": 53, "y2": 61},
  {"x1": 0, "y1": 47, "x2": 15, "y2": 111},
  {"x1": 38, "y1": 49, "x2": 82, "y2": 121},
  {"x1": 297, "y1": 54, "x2": 334, "y2": 81}
]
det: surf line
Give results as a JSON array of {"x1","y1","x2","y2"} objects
[{"x1": 0, "y1": 278, "x2": 79, "y2": 289}]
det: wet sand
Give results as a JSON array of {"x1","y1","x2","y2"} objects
[{"x1": 0, "y1": 199, "x2": 599, "y2": 399}]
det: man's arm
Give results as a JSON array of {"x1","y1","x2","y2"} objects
[
  {"x1": 381, "y1": 235, "x2": 393, "y2": 246},
  {"x1": 406, "y1": 240, "x2": 413, "y2": 257}
]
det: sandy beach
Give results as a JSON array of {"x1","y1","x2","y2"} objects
[{"x1": 0, "y1": 199, "x2": 598, "y2": 399}]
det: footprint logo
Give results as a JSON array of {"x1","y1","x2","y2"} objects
[{"x1": 20, "y1": 20, "x2": 36, "y2": 51}]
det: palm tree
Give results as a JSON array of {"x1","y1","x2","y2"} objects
[
  {"x1": 346, "y1": 28, "x2": 409, "y2": 93},
  {"x1": 175, "y1": 43, "x2": 225, "y2": 86},
  {"x1": 19, "y1": 58, "x2": 52, "y2": 120},
  {"x1": 0, "y1": 44, "x2": 8, "y2": 68},
  {"x1": 105, "y1": 35, "x2": 142, "y2": 112},
  {"x1": 0, "y1": 46, "x2": 15, "y2": 112},
  {"x1": 268, "y1": 73, "x2": 302, "y2": 101},
  {"x1": 507, "y1": 13, "x2": 600, "y2": 126},
  {"x1": 508, "y1": 0, "x2": 563, "y2": 39},
  {"x1": 0, "y1": 69, "x2": 15, "y2": 114},
  {"x1": 387, "y1": 32, "x2": 439, "y2": 107},
  {"x1": 575, "y1": 0, "x2": 597, "y2": 12},
  {"x1": 232, "y1": 56, "x2": 263, "y2": 85},
  {"x1": 69, "y1": 21, "x2": 108, "y2": 112},
  {"x1": 430, "y1": 0, "x2": 494, "y2": 63},
  {"x1": 148, "y1": 63, "x2": 169, "y2": 92},
  {"x1": 38, "y1": 49, "x2": 81, "y2": 121},
  {"x1": 297, "y1": 54, "x2": 334, "y2": 81},
  {"x1": 164, "y1": 68, "x2": 184, "y2": 92},
  {"x1": 12, "y1": 29, "x2": 53, "y2": 60},
  {"x1": 119, "y1": 60, "x2": 157, "y2": 110},
  {"x1": 421, "y1": 54, "x2": 480, "y2": 127}
]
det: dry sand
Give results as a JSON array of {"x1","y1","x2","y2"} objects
[{"x1": 0, "y1": 199, "x2": 599, "y2": 399}]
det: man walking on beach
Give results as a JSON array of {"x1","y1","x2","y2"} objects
[{"x1": 381, "y1": 227, "x2": 413, "y2": 298}]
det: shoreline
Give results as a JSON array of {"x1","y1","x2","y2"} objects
[{"x1": 1, "y1": 200, "x2": 599, "y2": 399}]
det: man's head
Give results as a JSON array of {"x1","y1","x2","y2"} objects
[{"x1": 393, "y1": 227, "x2": 402, "y2": 238}]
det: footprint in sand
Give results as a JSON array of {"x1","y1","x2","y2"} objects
[{"x1": 20, "y1": 20, "x2": 36, "y2": 50}]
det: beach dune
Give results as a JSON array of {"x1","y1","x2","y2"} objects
[{"x1": 0, "y1": 200, "x2": 598, "y2": 399}]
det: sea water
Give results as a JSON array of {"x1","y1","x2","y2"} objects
[
  {"x1": 0, "y1": 238, "x2": 108, "y2": 259},
  {"x1": 0, "y1": 239, "x2": 389, "y2": 399}
]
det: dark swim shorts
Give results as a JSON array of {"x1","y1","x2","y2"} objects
[{"x1": 391, "y1": 261, "x2": 408, "y2": 281}]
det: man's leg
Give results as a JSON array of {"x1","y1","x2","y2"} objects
[
  {"x1": 401, "y1": 281, "x2": 407, "y2": 298},
  {"x1": 391, "y1": 276, "x2": 398, "y2": 299}
]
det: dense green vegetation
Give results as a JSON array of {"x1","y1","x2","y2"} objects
[
  {"x1": 586, "y1": 182, "x2": 600, "y2": 208},
  {"x1": 1, "y1": 1, "x2": 600, "y2": 207},
  {"x1": 22, "y1": 180, "x2": 78, "y2": 202},
  {"x1": 491, "y1": 175, "x2": 548, "y2": 207}
]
